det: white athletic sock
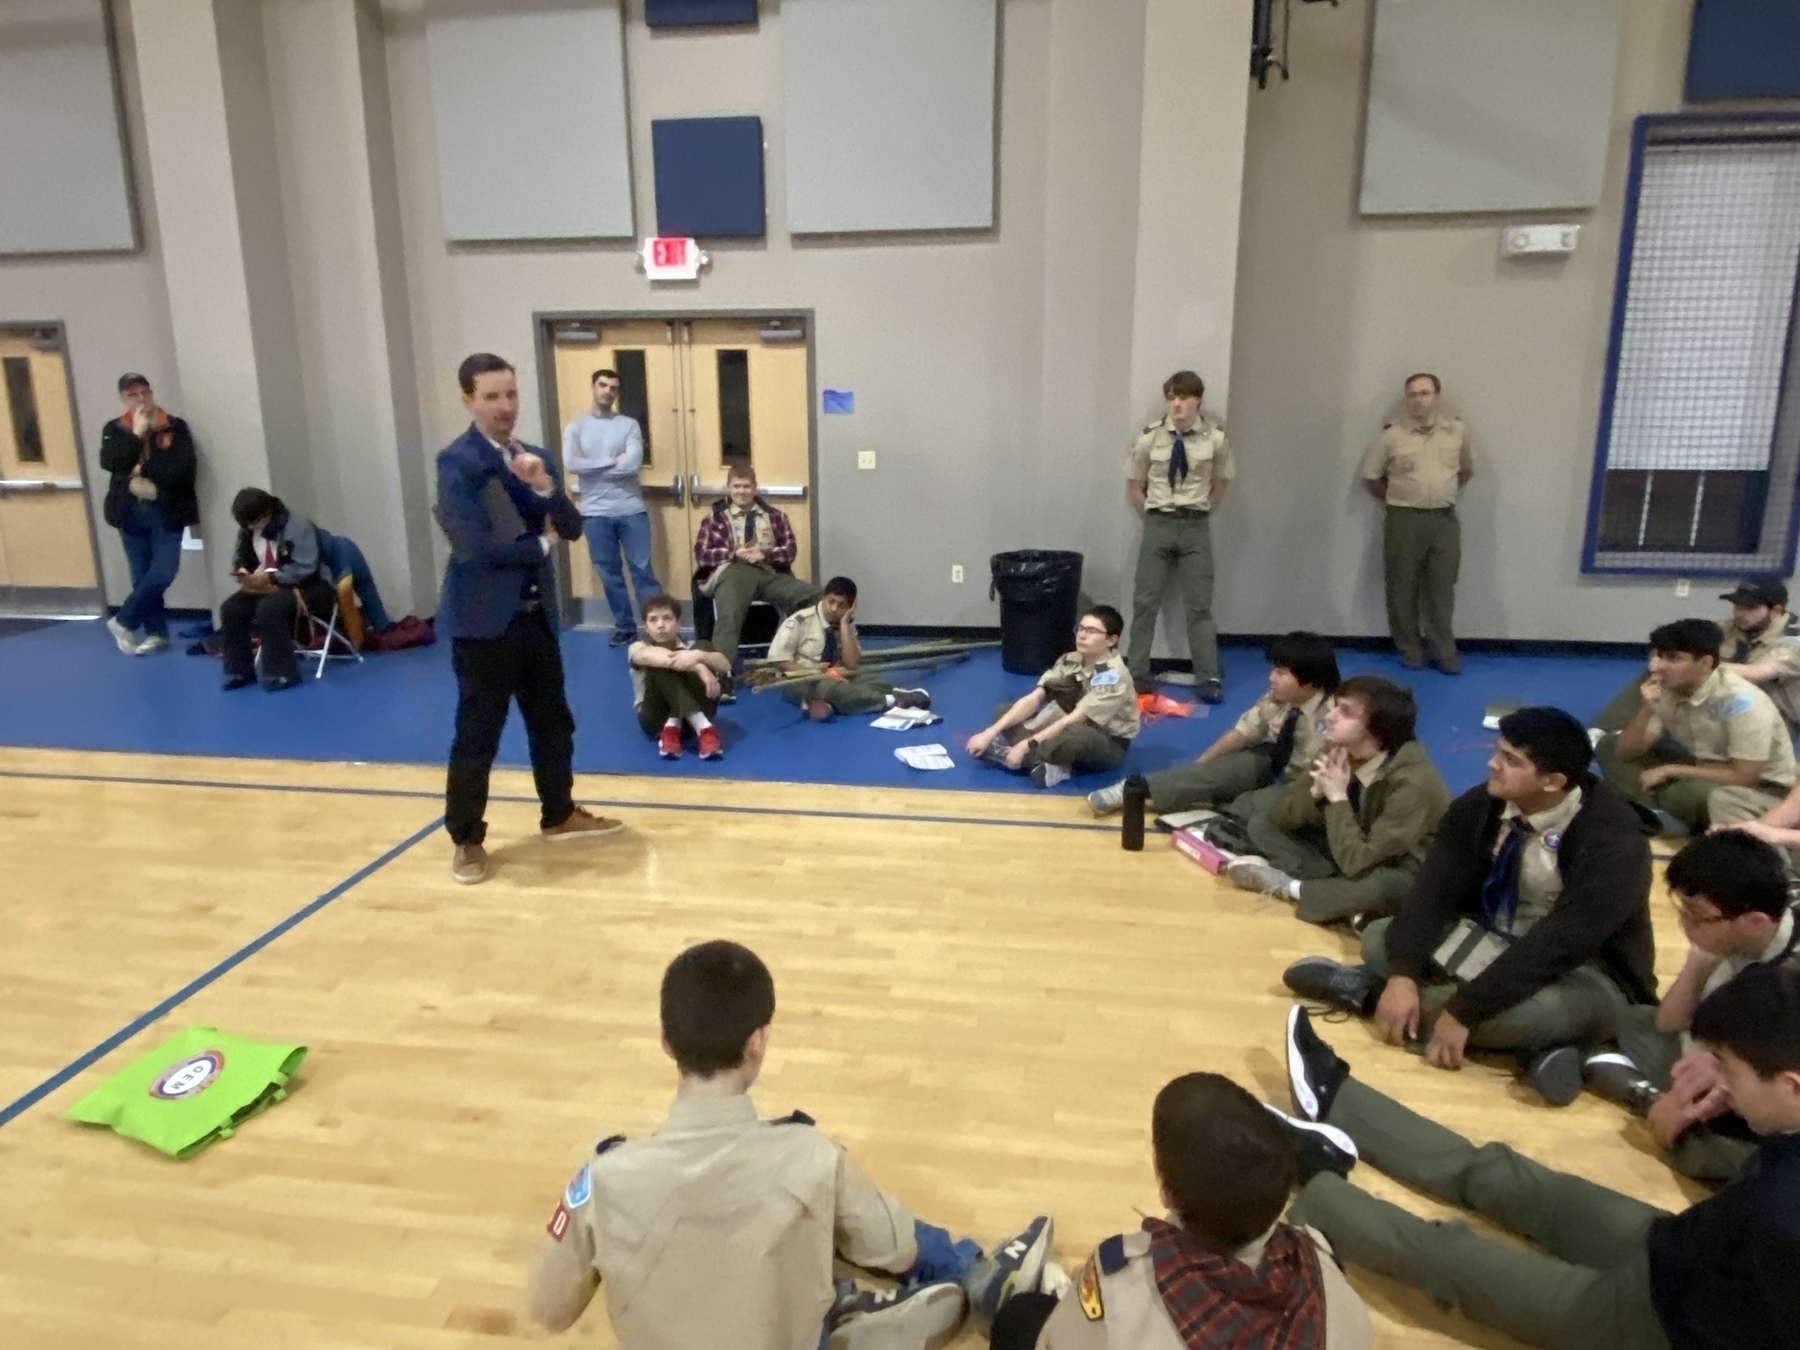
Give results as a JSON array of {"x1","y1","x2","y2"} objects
[
  {"x1": 1286, "y1": 879, "x2": 1303, "y2": 901},
  {"x1": 883, "y1": 694, "x2": 896, "y2": 709},
  {"x1": 687, "y1": 712, "x2": 712, "y2": 732},
  {"x1": 663, "y1": 717, "x2": 680, "y2": 730}
]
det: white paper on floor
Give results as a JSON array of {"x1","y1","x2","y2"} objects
[
  {"x1": 895, "y1": 743, "x2": 955, "y2": 770},
  {"x1": 870, "y1": 707, "x2": 943, "y2": 729}
]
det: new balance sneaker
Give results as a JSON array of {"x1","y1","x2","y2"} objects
[
  {"x1": 1031, "y1": 762, "x2": 1071, "y2": 789},
  {"x1": 541, "y1": 806, "x2": 626, "y2": 841},
  {"x1": 892, "y1": 688, "x2": 931, "y2": 710},
  {"x1": 1225, "y1": 856, "x2": 1297, "y2": 899},
  {"x1": 1087, "y1": 780, "x2": 1126, "y2": 816},
  {"x1": 1286, "y1": 1005, "x2": 1349, "y2": 1123},
  {"x1": 1583, "y1": 1052, "x2": 1659, "y2": 1115},
  {"x1": 1282, "y1": 956, "x2": 1382, "y2": 1017},
  {"x1": 826, "y1": 1279, "x2": 967, "y2": 1350},
  {"x1": 1522, "y1": 1045, "x2": 1584, "y2": 1107},
  {"x1": 106, "y1": 615, "x2": 138, "y2": 655},
  {"x1": 1264, "y1": 1104, "x2": 1358, "y2": 1183},
  {"x1": 697, "y1": 726, "x2": 723, "y2": 760},
  {"x1": 657, "y1": 724, "x2": 683, "y2": 758},
  {"x1": 963, "y1": 1216, "x2": 1053, "y2": 1321}
]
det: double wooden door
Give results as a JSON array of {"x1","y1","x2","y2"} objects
[
  {"x1": 0, "y1": 329, "x2": 99, "y2": 603},
  {"x1": 545, "y1": 315, "x2": 813, "y2": 612}
]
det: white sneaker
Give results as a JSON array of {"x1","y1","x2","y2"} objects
[
  {"x1": 106, "y1": 616, "x2": 138, "y2": 654},
  {"x1": 1087, "y1": 780, "x2": 1126, "y2": 815},
  {"x1": 1031, "y1": 762, "x2": 1071, "y2": 789},
  {"x1": 134, "y1": 634, "x2": 170, "y2": 655},
  {"x1": 1224, "y1": 855, "x2": 1297, "y2": 898}
]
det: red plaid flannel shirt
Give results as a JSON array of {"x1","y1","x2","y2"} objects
[
  {"x1": 1143, "y1": 1217, "x2": 1326, "y2": 1350},
  {"x1": 693, "y1": 500, "x2": 798, "y2": 572}
]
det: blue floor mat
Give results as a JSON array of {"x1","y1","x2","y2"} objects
[{"x1": 0, "y1": 621, "x2": 1643, "y2": 796}]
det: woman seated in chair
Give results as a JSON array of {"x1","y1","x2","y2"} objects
[{"x1": 221, "y1": 488, "x2": 335, "y2": 692}]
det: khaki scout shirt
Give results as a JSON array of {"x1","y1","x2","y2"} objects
[
  {"x1": 1645, "y1": 667, "x2": 1797, "y2": 790},
  {"x1": 1722, "y1": 620, "x2": 1800, "y2": 731},
  {"x1": 767, "y1": 602, "x2": 850, "y2": 665},
  {"x1": 1684, "y1": 907, "x2": 1799, "y2": 1055},
  {"x1": 1497, "y1": 786, "x2": 1584, "y2": 936},
  {"x1": 528, "y1": 1095, "x2": 915, "y2": 1350},
  {"x1": 728, "y1": 502, "x2": 777, "y2": 551},
  {"x1": 626, "y1": 637, "x2": 693, "y2": 709},
  {"x1": 1359, "y1": 416, "x2": 1474, "y2": 510},
  {"x1": 1038, "y1": 650, "x2": 1142, "y2": 740},
  {"x1": 1126, "y1": 416, "x2": 1235, "y2": 513},
  {"x1": 1037, "y1": 1225, "x2": 1373, "y2": 1350},
  {"x1": 1233, "y1": 689, "x2": 1329, "y2": 778}
]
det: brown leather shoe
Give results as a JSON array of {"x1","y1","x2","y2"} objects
[
  {"x1": 451, "y1": 843, "x2": 489, "y2": 885},
  {"x1": 1398, "y1": 651, "x2": 1425, "y2": 671},
  {"x1": 542, "y1": 806, "x2": 625, "y2": 841},
  {"x1": 1434, "y1": 653, "x2": 1463, "y2": 675}
]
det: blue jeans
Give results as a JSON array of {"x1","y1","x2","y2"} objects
[
  {"x1": 116, "y1": 499, "x2": 183, "y2": 637},
  {"x1": 318, "y1": 531, "x2": 393, "y2": 630},
  {"x1": 584, "y1": 511, "x2": 659, "y2": 635}
]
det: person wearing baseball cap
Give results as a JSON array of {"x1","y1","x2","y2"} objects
[
  {"x1": 1719, "y1": 575, "x2": 1800, "y2": 736},
  {"x1": 98, "y1": 372, "x2": 198, "y2": 656}
]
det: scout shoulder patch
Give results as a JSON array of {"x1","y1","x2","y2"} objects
[
  {"x1": 1089, "y1": 669, "x2": 1121, "y2": 688},
  {"x1": 1077, "y1": 1253, "x2": 1104, "y2": 1321},
  {"x1": 1721, "y1": 693, "x2": 1755, "y2": 720},
  {"x1": 547, "y1": 1203, "x2": 572, "y2": 1242},
  {"x1": 564, "y1": 1164, "x2": 593, "y2": 1209}
]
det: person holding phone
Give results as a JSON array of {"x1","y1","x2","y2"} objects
[{"x1": 219, "y1": 488, "x2": 334, "y2": 692}]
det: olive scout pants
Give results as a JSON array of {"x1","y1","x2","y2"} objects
[
  {"x1": 1384, "y1": 503, "x2": 1460, "y2": 663},
  {"x1": 1127, "y1": 509, "x2": 1217, "y2": 684}
]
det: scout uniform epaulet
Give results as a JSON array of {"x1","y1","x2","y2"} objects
[
  {"x1": 1096, "y1": 1233, "x2": 1130, "y2": 1274},
  {"x1": 772, "y1": 1109, "x2": 816, "y2": 1126},
  {"x1": 594, "y1": 1133, "x2": 627, "y2": 1155},
  {"x1": 1142, "y1": 422, "x2": 1160, "y2": 435}
]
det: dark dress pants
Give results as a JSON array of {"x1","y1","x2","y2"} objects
[{"x1": 220, "y1": 579, "x2": 334, "y2": 684}]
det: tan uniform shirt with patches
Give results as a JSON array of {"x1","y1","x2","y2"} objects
[
  {"x1": 1682, "y1": 908, "x2": 1798, "y2": 1056},
  {"x1": 1037, "y1": 1225, "x2": 1373, "y2": 1350},
  {"x1": 1497, "y1": 786, "x2": 1584, "y2": 936},
  {"x1": 1721, "y1": 621, "x2": 1800, "y2": 730},
  {"x1": 1038, "y1": 650, "x2": 1142, "y2": 740},
  {"x1": 527, "y1": 1095, "x2": 915, "y2": 1350},
  {"x1": 1645, "y1": 667, "x2": 1797, "y2": 789},
  {"x1": 1359, "y1": 417, "x2": 1474, "y2": 510},
  {"x1": 728, "y1": 502, "x2": 777, "y2": 551},
  {"x1": 767, "y1": 602, "x2": 852, "y2": 665},
  {"x1": 626, "y1": 636, "x2": 695, "y2": 710},
  {"x1": 1233, "y1": 690, "x2": 1330, "y2": 777},
  {"x1": 1126, "y1": 417, "x2": 1235, "y2": 513}
]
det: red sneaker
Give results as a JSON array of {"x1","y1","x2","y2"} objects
[
  {"x1": 697, "y1": 726, "x2": 723, "y2": 760},
  {"x1": 658, "y1": 724, "x2": 683, "y2": 758}
]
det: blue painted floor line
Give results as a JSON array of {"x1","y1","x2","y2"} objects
[{"x1": 0, "y1": 817, "x2": 444, "y2": 1130}]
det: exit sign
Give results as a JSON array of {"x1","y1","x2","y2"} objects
[{"x1": 639, "y1": 236, "x2": 708, "y2": 282}]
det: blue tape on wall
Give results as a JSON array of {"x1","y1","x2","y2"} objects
[
  {"x1": 1686, "y1": 0, "x2": 1800, "y2": 100},
  {"x1": 652, "y1": 116, "x2": 766, "y2": 238},
  {"x1": 646, "y1": 0, "x2": 758, "y2": 27}
]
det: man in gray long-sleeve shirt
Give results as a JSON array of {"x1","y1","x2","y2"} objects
[{"x1": 563, "y1": 368, "x2": 660, "y2": 645}]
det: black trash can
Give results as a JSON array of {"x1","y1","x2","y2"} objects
[{"x1": 990, "y1": 550, "x2": 1083, "y2": 675}]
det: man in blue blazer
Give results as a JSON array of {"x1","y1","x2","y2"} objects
[{"x1": 437, "y1": 352, "x2": 624, "y2": 884}]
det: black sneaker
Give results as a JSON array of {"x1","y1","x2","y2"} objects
[
  {"x1": 892, "y1": 687, "x2": 931, "y2": 710},
  {"x1": 1582, "y1": 1052, "x2": 1659, "y2": 1115},
  {"x1": 1286, "y1": 1005, "x2": 1349, "y2": 1122},
  {"x1": 1282, "y1": 956, "x2": 1382, "y2": 1017},
  {"x1": 1264, "y1": 1104, "x2": 1358, "y2": 1183},
  {"x1": 609, "y1": 628, "x2": 635, "y2": 647},
  {"x1": 1522, "y1": 1045, "x2": 1584, "y2": 1107},
  {"x1": 1196, "y1": 678, "x2": 1225, "y2": 704}
]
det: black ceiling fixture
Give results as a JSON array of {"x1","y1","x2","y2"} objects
[{"x1": 1252, "y1": 0, "x2": 1340, "y2": 89}]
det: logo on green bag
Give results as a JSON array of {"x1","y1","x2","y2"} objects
[{"x1": 149, "y1": 1050, "x2": 226, "y2": 1099}]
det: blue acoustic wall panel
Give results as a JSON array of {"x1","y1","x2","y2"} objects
[
  {"x1": 1687, "y1": 0, "x2": 1800, "y2": 101},
  {"x1": 645, "y1": 0, "x2": 758, "y2": 27},
  {"x1": 651, "y1": 117, "x2": 766, "y2": 238}
]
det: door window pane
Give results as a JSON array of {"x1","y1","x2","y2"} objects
[
  {"x1": 717, "y1": 349, "x2": 751, "y2": 464},
  {"x1": 612, "y1": 349, "x2": 652, "y2": 463},
  {"x1": 3, "y1": 357, "x2": 44, "y2": 464}
]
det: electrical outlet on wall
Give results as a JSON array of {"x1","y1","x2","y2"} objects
[
  {"x1": 951, "y1": 565, "x2": 964, "y2": 584},
  {"x1": 857, "y1": 449, "x2": 876, "y2": 470},
  {"x1": 1675, "y1": 578, "x2": 1691, "y2": 598}
]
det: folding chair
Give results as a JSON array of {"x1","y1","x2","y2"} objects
[{"x1": 300, "y1": 573, "x2": 366, "y2": 680}]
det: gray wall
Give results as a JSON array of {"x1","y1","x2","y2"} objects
[{"x1": 1220, "y1": 0, "x2": 1699, "y2": 644}]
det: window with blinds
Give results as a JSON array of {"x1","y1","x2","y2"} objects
[{"x1": 1584, "y1": 114, "x2": 1800, "y2": 575}]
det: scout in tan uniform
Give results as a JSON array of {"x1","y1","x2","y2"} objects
[
  {"x1": 1718, "y1": 575, "x2": 1800, "y2": 735},
  {"x1": 1227, "y1": 676, "x2": 1452, "y2": 927},
  {"x1": 1124, "y1": 370, "x2": 1235, "y2": 702},
  {"x1": 1595, "y1": 618, "x2": 1797, "y2": 834},
  {"x1": 967, "y1": 606, "x2": 1142, "y2": 789},
  {"x1": 1359, "y1": 373, "x2": 1474, "y2": 673},
  {"x1": 1087, "y1": 632, "x2": 1339, "y2": 819},
  {"x1": 986, "y1": 1073, "x2": 1372, "y2": 1350},
  {"x1": 766, "y1": 576, "x2": 931, "y2": 721},
  {"x1": 528, "y1": 941, "x2": 1053, "y2": 1350}
]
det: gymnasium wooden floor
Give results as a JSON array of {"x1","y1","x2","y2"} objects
[{"x1": 0, "y1": 745, "x2": 1703, "y2": 1349}]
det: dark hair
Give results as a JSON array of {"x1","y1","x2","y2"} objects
[
  {"x1": 1404, "y1": 372, "x2": 1441, "y2": 393},
  {"x1": 822, "y1": 576, "x2": 858, "y2": 602},
  {"x1": 1691, "y1": 962, "x2": 1800, "y2": 1079},
  {"x1": 1265, "y1": 631, "x2": 1340, "y2": 694},
  {"x1": 117, "y1": 372, "x2": 150, "y2": 392},
  {"x1": 1333, "y1": 675, "x2": 1416, "y2": 751},
  {"x1": 1666, "y1": 832, "x2": 1791, "y2": 920},
  {"x1": 1084, "y1": 605, "x2": 1125, "y2": 641},
  {"x1": 231, "y1": 487, "x2": 281, "y2": 529},
  {"x1": 1162, "y1": 370, "x2": 1204, "y2": 401},
  {"x1": 659, "y1": 941, "x2": 776, "y2": 1078},
  {"x1": 1496, "y1": 707, "x2": 1592, "y2": 785},
  {"x1": 457, "y1": 352, "x2": 514, "y2": 395},
  {"x1": 642, "y1": 593, "x2": 681, "y2": 621},
  {"x1": 1152, "y1": 1073, "x2": 1297, "y2": 1252},
  {"x1": 591, "y1": 368, "x2": 619, "y2": 385},
  {"x1": 1649, "y1": 618, "x2": 1724, "y2": 662}
]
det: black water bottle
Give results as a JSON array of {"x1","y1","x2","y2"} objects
[{"x1": 1121, "y1": 773, "x2": 1149, "y2": 852}]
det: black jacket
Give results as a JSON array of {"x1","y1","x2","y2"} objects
[
  {"x1": 1383, "y1": 779, "x2": 1658, "y2": 1025},
  {"x1": 99, "y1": 412, "x2": 199, "y2": 531}
]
